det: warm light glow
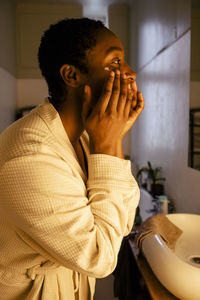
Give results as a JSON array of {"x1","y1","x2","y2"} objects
[{"x1": 83, "y1": 0, "x2": 108, "y2": 27}]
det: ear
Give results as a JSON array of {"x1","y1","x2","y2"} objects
[{"x1": 59, "y1": 64, "x2": 81, "y2": 88}]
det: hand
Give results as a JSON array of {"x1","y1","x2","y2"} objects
[
  {"x1": 121, "y1": 88, "x2": 144, "y2": 137},
  {"x1": 81, "y1": 70, "x2": 144, "y2": 157}
]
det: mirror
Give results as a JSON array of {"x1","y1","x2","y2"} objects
[{"x1": 188, "y1": 0, "x2": 200, "y2": 171}]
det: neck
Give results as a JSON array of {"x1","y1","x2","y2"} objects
[
  {"x1": 60, "y1": 110, "x2": 84, "y2": 146},
  {"x1": 58, "y1": 92, "x2": 84, "y2": 147}
]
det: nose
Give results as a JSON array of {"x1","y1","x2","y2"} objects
[{"x1": 121, "y1": 63, "x2": 136, "y2": 81}]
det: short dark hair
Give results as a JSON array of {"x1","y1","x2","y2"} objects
[{"x1": 38, "y1": 18, "x2": 105, "y2": 110}]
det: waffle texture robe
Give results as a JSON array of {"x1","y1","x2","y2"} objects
[{"x1": 0, "y1": 100, "x2": 140, "y2": 300}]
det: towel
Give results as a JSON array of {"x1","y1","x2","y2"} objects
[{"x1": 131, "y1": 214, "x2": 183, "y2": 255}]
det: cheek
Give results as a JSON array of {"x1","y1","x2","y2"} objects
[
  {"x1": 89, "y1": 75, "x2": 107, "y2": 104},
  {"x1": 94, "y1": 80, "x2": 104, "y2": 99}
]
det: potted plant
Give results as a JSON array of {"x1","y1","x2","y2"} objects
[{"x1": 136, "y1": 161, "x2": 165, "y2": 197}]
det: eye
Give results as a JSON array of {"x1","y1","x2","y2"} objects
[{"x1": 111, "y1": 59, "x2": 121, "y2": 66}]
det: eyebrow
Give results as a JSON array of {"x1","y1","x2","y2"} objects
[{"x1": 105, "y1": 46, "x2": 123, "y2": 55}]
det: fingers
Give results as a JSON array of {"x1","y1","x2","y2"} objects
[
  {"x1": 131, "y1": 92, "x2": 138, "y2": 111},
  {"x1": 107, "y1": 70, "x2": 120, "y2": 110},
  {"x1": 96, "y1": 70, "x2": 128, "y2": 114},
  {"x1": 135, "y1": 91, "x2": 144, "y2": 113},
  {"x1": 95, "y1": 71, "x2": 115, "y2": 113},
  {"x1": 94, "y1": 70, "x2": 143, "y2": 121},
  {"x1": 130, "y1": 81, "x2": 138, "y2": 110},
  {"x1": 123, "y1": 85, "x2": 134, "y2": 118},
  {"x1": 115, "y1": 73, "x2": 128, "y2": 113},
  {"x1": 129, "y1": 91, "x2": 144, "y2": 120},
  {"x1": 108, "y1": 71, "x2": 128, "y2": 112}
]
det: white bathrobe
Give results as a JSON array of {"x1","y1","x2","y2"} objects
[{"x1": 0, "y1": 99, "x2": 140, "y2": 300}]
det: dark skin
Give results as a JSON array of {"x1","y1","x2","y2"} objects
[{"x1": 59, "y1": 27, "x2": 144, "y2": 174}]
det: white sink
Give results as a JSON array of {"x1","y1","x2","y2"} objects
[{"x1": 142, "y1": 214, "x2": 200, "y2": 300}]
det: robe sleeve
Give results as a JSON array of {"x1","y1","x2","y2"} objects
[{"x1": 0, "y1": 150, "x2": 139, "y2": 278}]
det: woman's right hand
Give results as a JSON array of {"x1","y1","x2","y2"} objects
[{"x1": 81, "y1": 70, "x2": 144, "y2": 158}]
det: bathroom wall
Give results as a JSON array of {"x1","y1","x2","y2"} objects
[
  {"x1": 0, "y1": 0, "x2": 17, "y2": 132},
  {"x1": 16, "y1": 2, "x2": 82, "y2": 108},
  {"x1": 130, "y1": 0, "x2": 200, "y2": 213}
]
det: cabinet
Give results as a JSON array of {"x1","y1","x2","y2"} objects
[
  {"x1": 16, "y1": 3, "x2": 82, "y2": 79},
  {"x1": 191, "y1": 7, "x2": 200, "y2": 81}
]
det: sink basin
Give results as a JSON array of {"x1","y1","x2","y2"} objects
[{"x1": 142, "y1": 214, "x2": 200, "y2": 300}]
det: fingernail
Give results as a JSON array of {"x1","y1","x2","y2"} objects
[
  {"x1": 84, "y1": 85, "x2": 88, "y2": 93},
  {"x1": 116, "y1": 69, "x2": 120, "y2": 76},
  {"x1": 110, "y1": 71, "x2": 115, "y2": 77}
]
